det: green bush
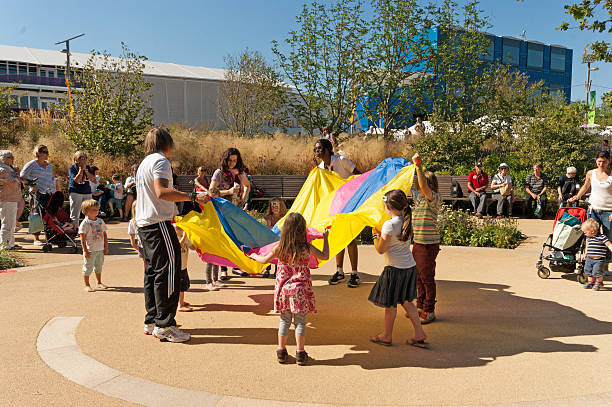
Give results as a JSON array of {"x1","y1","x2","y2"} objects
[
  {"x1": 437, "y1": 205, "x2": 524, "y2": 249},
  {"x1": 0, "y1": 250, "x2": 24, "y2": 270}
]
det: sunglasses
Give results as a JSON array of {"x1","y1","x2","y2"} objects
[{"x1": 39, "y1": 150, "x2": 49, "y2": 154}]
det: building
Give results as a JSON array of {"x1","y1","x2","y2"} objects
[
  {"x1": 0, "y1": 44, "x2": 298, "y2": 131},
  {"x1": 356, "y1": 28, "x2": 573, "y2": 131}
]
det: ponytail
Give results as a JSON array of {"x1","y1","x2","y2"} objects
[
  {"x1": 400, "y1": 204, "x2": 412, "y2": 242},
  {"x1": 383, "y1": 189, "x2": 412, "y2": 242}
]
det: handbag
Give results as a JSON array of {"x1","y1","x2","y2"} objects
[
  {"x1": 28, "y1": 212, "x2": 44, "y2": 234},
  {"x1": 534, "y1": 197, "x2": 542, "y2": 218},
  {"x1": 499, "y1": 184, "x2": 512, "y2": 196}
]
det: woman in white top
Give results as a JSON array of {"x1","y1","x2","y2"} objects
[
  {"x1": 569, "y1": 151, "x2": 612, "y2": 242},
  {"x1": 313, "y1": 138, "x2": 362, "y2": 287},
  {"x1": 20, "y1": 144, "x2": 60, "y2": 246},
  {"x1": 491, "y1": 163, "x2": 513, "y2": 218}
]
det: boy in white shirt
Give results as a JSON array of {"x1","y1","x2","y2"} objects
[
  {"x1": 79, "y1": 199, "x2": 109, "y2": 292},
  {"x1": 108, "y1": 174, "x2": 125, "y2": 219}
]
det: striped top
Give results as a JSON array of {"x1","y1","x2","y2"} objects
[
  {"x1": 412, "y1": 190, "x2": 440, "y2": 245},
  {"x1": 586, "y1": 234, "x2": 610, "y2": 258}
]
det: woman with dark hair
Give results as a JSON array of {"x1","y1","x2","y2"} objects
[
  {"x1": 210, "y1": 147, "x2": 251, "y2": 278},
  {"x1": 411, "y1": 153, "x2": 441, "y2": 325},
  {"x1": 569, "y1": 151, "x2": 612, "y2": 276},
  {"x1": 313, "y1": 138, "x2": 362, "y2": 287}
]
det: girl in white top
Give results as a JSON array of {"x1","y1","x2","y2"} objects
[
  {"x1": 368, "y1": 189, "x2": 427, "y2": 348},
  {"x1": 570, "y1": 151, "x2": 612, "y2": 241}
]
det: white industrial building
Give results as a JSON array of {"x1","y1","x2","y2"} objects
[{"x1": 0, "y1": 44, "x2": 297, "y2": 130}]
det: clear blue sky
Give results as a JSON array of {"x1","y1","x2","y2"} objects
[{"x1": 2, "y1": 0, "x2": 610, "y2": 104}]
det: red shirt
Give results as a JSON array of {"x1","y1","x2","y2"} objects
[{"x1": 468, "y1": 171, "x2": 488, "y2": 191}]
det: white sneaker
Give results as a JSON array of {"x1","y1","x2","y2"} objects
[
  {"x1": 152, "y1": 326, "x2": 190, "y2": 343},
  {"x1": 33, "y1": 240, "x2": 44, "y2": 247},
  {"x1": 144, "y1": 323, "x2": 155, "y2": 335},
  {"x1": 214, "y1": 280, "x2": 226, "y2": 288},
  {"x1": 206, "y1": 283, "x2": 219, "y2": 291}
]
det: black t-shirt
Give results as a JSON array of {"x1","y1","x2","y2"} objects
[{"x1": 558, "y1": 174, "x2": 578, "y2": 200}]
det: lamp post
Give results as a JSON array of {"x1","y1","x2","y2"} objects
[
  {"x1": 55, "y1": 33, "x2": 85, "y2": 81},
  {"x1": 583, "y1": 52, "x2": 598, "y2": 107}
]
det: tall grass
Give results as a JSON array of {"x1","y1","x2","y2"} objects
[{"x1": 10, "y1": 118, "x2": 414, "y2": 179}]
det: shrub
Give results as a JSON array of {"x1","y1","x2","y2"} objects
[
  {"x1": 437, "y1": 205, "x2": 523, "y2": 249},
  {"x1": 0, "y1": 250, "x2": 24, "y2": 270}
]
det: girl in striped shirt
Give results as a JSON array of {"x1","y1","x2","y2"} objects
[{"x1": 581, "y1": 218, "x2": 612, "y2": 291}]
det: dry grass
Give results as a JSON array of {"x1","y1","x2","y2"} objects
[{"x1": 9, "y1": 119, "x2": 413, "y2": 180}]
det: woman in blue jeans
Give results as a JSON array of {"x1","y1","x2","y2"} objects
[{"x1": 569, "y1": 151, "x2": 612, "y2": 268}]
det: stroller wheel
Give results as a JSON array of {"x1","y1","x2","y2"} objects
[
  {"x1": 577, "y1": 272, "x2": 588, "y2": 284},
  {"x1": 537, "y1": 267, "x2": 551, "y2": 279},
  {"x1": 71, "y1": 246, "x2": 79, "y2": 254},
  {"x1": 42, "y1": 244, "x2": 52, "y2": 253}
]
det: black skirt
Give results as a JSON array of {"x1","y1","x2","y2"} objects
[{"x1": 368, "y1": 265, "x2": 417, "y2": 308}]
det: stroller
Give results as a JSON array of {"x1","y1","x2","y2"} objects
[
  {"x1": 38, "y1": 191, "x2": 79, "y2": 253},
  {"x1": 536, "y1": 207, "x2": 588, "y2": 284}
]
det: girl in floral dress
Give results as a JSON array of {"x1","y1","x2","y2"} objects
[{"x1": 250, "y1": 213, "x2": 329, "y2": 365}]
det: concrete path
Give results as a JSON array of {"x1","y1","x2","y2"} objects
[{"x1": 2, "y1": 219, "x2": 612, "y2": 406}]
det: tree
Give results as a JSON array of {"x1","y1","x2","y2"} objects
[
  {"x1": 0, "y1": 85, "x2": 18, "y2": 147},
  {"x1": 356, "y1": 0, "x2": 437, "y2": 138},
  {"x1": 272, "y1": 0, "x2": 367, "y2": 136},
  {"x1": 417, "y1": 0, "x2": 491, "y2": 124},
  {"x1": 218, "y1": 48, "x2": 287, "y2": 137},
  {"x1": 61, "y1": 42, "x2": 153, "y2": 156},
  {"x1": 558, "y1": 0, "x2": 612, "y2": 62}
]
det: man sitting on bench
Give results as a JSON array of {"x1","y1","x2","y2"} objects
[{"x1": 468, "y1": 162, "x2": 489, "y2": 217}]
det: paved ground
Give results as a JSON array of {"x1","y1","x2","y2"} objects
[{"x1": 1, "y1": 219, "x2": 612, "y2": 406}]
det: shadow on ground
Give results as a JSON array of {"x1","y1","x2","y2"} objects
[{"x1": 179, "y1": 278, "x2": 612, "y2": 370}]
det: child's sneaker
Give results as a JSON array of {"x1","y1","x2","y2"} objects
[
  {"x1": 592, "y1": 282, "x2": 604, "y2": 291},
  {"x1": 347, "y1": 273, "x2": 361, "y2": 288},
  {"x1": 583, "y1": 281, "x2": 595, "y2": 289},
  {"x1": 276, "y1": 348, "x2": 288, "y2": 364},
  {"x1": 206, "y1": 283, "x2": 219, "y2": 291},
  {"x1": 420, "y1": 311, "x2": 436, "y2": 324},
  {"x1": 328, "y1": 271, "x2": 345, "y2": 285},
  {"x1": 296, "y1": 350, "x2": 309, "y2": 366},
  {"x1": 152, "y1": 326, "x2": 190, "y2": 343},
  {"x1": 214, "y1": 280, "x2": 226, "y2": 288},
  {"x1": 143, "y1": 323, "x2": 155, "y2": 335}
]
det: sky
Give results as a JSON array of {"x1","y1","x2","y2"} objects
[{"x1": 2, "y1": 0, "x2": 610, "y2": 104}]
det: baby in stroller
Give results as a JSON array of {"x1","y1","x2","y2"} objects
[{"x1": 40, "y1": 190, "x2": 79, "y2": 252}]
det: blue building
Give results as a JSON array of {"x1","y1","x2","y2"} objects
[{"x1": 357, "y1": 29, "x2": 573, "y2": 131}]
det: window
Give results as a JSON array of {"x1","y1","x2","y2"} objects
[
  {"x1": 29, "y1": 96, "x2": 38, "y2": 109},
  {"x1": 550, "y1": 47, "x2": 566, "y2": 72},
  {"x1": 28, "y1": 66, "x2": 37, "y2": 76},
  {"x1": 483, "y1": 36, "x2": 495, "y2": 61},
  {"x1": 0, "y1": 61, "x2": 6, "y2": 74},
  {"x1": 502, "y1": 38, "x2": 520, "y2": 65},
  {"x1": 527, "y1": 43, "x2": 544, "y2": 69},
  {"x1": 8, "y1": 63, "x2": 17, "y2": 75},
  {"x1": 18, "y1": 63, "x2": 27, "y2": 76},
  {"x1": 19, "y1": 96, "x2": 28, "y2": 109}
]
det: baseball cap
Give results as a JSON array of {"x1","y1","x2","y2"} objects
[{"x1": 499, "y1": 163, "x2": 509, "y2": 169}]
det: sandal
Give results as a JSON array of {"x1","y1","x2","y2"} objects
[
  {"x1": 178, "y1": 305, "x2": 193, "y2": 312},
  {"x1": 407, "y1": 338, "x2": 429, "y2": 348},
  {"x1": 370, "y1": 335, "x2": 392, "y2": 346}
]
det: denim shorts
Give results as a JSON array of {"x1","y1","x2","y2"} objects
[{"x1": 584, "y1": 257, "x2": 605, "y2": 278}]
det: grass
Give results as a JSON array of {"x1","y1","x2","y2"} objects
[
  {"x1": 9, "y1": 115, "x2": 415, "y2": 181},
  {"x1": 0, "y1": 249, "x2": 25, "y2": 270}
]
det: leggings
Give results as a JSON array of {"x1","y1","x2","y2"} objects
[
  {"x1": 279, "y1": 312, "x2": 307, "y2": 337},
  {"x1": 206, "y1": 263, "x2": 219, "y2": 284}
]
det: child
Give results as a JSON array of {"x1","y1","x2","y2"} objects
[
  {"x1": 261, "y1": 198, "x2": 288, "y2": 278},
  {"x1": 78, "y1": 199, "x2": 109, "y2": 292},
  {"x1": 581, "y1": 218, "x2": 611, "y2": 291},
  {"x1": 174, "y1": 226, "x2": 193, "y2": 311},
  {"x1": 127, "y1": 200, "x2": 144, "y2": 268},
  {"x1": 369, "y1": 189, "x2": 427, "y2": 347},
  {"x1": 108, "y1": 174, "x2": 124, "y2": 219},
  {"x1": 250, "y1": 213, "x2": 329, "y2": 366}
]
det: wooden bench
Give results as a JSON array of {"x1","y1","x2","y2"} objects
[{"x1": 174, "y1": 174, "x2": 308, "y2": 200}]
